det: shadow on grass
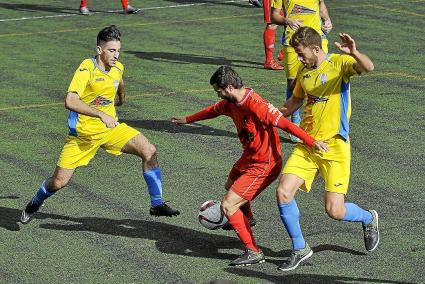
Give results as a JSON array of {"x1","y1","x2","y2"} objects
[
  {"x1": 224, "y1": 267, "x2": 413, "y2": 284},
  {"x1": 121, "y1": 119, "x2": 237, "y2": 138},
  {"x1": 1, "y1": 206, "x2": 368, "y2": 264},
  {"x1": 121, "y1": 119, "x2": 295, "y2": 144},
  {"x1": 0, "y1": 3, "x2": 76, "y2": 14},
  {"x1": 126, "y1": 51, "x2": 263, "y2": 69}
]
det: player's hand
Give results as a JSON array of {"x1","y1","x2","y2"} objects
[
  {"x1": 170, "y1": 116, "x2": 187, "y2": 124},
  {"x1": 321, "y1": 18, "x2": 332, "y2": 34},
  {"x1": 313, "y1": 140, "x2": 329, "y2": 152},
  {"x1": 100, "y1": 113, "x2": 119, "y2": 128},
  {"x1": 334, "y1": 33, "x2": 357, "y2": 55},
  {"x1": 287, "y1": 19, "x2": 303, "y2": 31}
]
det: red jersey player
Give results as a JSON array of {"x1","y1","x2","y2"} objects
[
  {"x1": 171, "y1": 66, "x2": 328, "y2": 266},
  {"x1": 79, "y1": 0, "x2": 139, "y2": 15}
]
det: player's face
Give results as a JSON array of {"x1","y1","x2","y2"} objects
[
  {"x1": 295, "y1": 45, "x2": 319, "y2": 68},
  {"x1": 97, "y1": 40, "x2": 121, "y2": 68},
  {"x1": 212, "y1": 84, "x2": 236, "y2": 103}
]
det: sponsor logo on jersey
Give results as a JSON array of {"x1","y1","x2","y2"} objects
[
  {"x1": 307, "y1": 94, "x2": 328, "y2": 105},
  {"x1": 95, "y1": 77, "x2": 105, "y2": 82},
  {"x1": 291, "y1": 4, "x2": 316, "y2": 15},
  {"x1": 79, "y1": 68, "x2": 88, "y2": 72},
  {"x1": 90, "y1": 96, "x2": 113, "y2": 106}
]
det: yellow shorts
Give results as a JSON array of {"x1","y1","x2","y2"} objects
[
  {"x1": 283, "y1": 38, "x2": 329, "y2": 79},
  {"x1": 282, "y1": 135, "x2": 351, "y2": 194},
  {"x1": 57, "y1": 123, "x2": 140, "y2": 169}
]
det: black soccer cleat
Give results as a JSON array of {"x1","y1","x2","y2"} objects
[
  {"x1": 20, "y1": 199, "x2": 44, "y2": 224},
  {"x1": 230, "y1": 249, "x2": 265, "y2": 266},
  {"x1": 150, "y1": 202, "x2": 180, "y2": 217},
  {"x1": 278, "y1": 243, "x2": 313, "y2": 271},
  {"x1": 363, "y1": 209, "x2": 379, "y2": 252},
  {"x1": 248, "y1": 0, "x2": 262, "y2": 8},
  {"x1": 222, "y1": 216, "x2": 256, "y2": 231}
]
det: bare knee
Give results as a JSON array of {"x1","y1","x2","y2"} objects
[
  {"x1": 325, "y1": 204, "x2": 345, "y2": 220},
  {"x1": 144, "y1": 143, "x2": 157, "y2": 161},
  {"x1": 276, "y1": 186, "x2": 295, "y2": 203}
]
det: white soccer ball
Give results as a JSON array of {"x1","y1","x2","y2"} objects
[{"x1": 198, "y1": 200, "x2": 228, "y2": 230}]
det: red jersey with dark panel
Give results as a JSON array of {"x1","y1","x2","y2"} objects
[{"x1": 185, "y1": 88, "x2": 315, "y2": 163}]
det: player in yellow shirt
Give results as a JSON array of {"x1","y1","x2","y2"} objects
[
  {"x1": 271, "y1": 27, "x2": 379, "y2": 271},
  {"x1": 271, "y1": 0, "x2": 332, "y2": 140},
  {"x1": 21, "y1": 25, "x2": 179, "y2": 224}
]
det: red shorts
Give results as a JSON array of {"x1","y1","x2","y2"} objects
[
  {"x1": 263, "y1": 0, "x2": 271, "y2": 23},
  {"x1": 228, "y1": 158, "x2": 282, "y2": 201}
]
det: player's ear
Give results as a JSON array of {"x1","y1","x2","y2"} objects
[{"x1": 96, "y1": 45, "x2": 102, "y2": 55}]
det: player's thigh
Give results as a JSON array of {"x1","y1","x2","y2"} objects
[
  {"x1": 230, "y1": 161, "x2": 281, "y2": 201},
  {"x1": 102, "y1": 123, "x2": 142, "y2": 156},
  {"x1": 57, "y1": 136, "x2": 100, "y2": 169},
  {"x1": 319, "y1": 137, "x2": 351, "y2": 194},
  {"x1": 282, "y1": 145, "x2": 318, "y2": 192},
  {"x1": 283, "y1": 46, "x2": 301, "y2": 79},
  {"x1": 263, "y1": 0, "x2": 272, "y2": 23}
]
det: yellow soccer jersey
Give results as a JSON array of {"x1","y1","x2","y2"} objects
[
  {"x1": 67, "y1": 57, "x2": 124, "y2": 138},
  {"x1": 272, "y1": 0, "x2": 324, "y2": 46},
  {"x1": 293, "y1": 54, "x2": 358, "y2": 141}
]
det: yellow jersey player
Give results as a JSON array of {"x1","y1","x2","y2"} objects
[
  {"x1": 21, "y1": 25, "x2": 179, "y2": 224},
  {"x1": 271, "y1": 27, "x2": 379, "y2": 271},
  {"x1": 271, "y1": 0, "x2": 332, "y2": 140}
]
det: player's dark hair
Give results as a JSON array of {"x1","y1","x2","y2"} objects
[
  {"x1": 210, "y1": 66, "x2": 243, "y2": 89},
  {"x1": 97, "y1": 25, "x2": 121, "y2": 46},
  {"x1": 290, "y1": 26, "x2": 322, "y2": 49}
]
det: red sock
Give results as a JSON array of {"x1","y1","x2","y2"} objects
[
  {"x1": 263, "y1": 27, "x2": 276, "y2": 63},
  {"x1": 228, "y1": 210, "x2": 259, "y2": 252},
  {"x1": 80, "y1": 0, "x2": 88, "y2": 8},
  {"x1": 241, "y1": 202, "x2": 254, "y2": 220},
  {"x1": 121, "y1": 0, "x2": 129, "y2": 9}
]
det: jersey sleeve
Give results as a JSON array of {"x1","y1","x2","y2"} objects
[
  {"x1": 292, "y1": 79, "x2": 305, "y2": 99},
  {"x1": 185, "y1": 100, "x2": 228, "y2": 123},
  {"x1": 67, "y1": 61, "x2": 92, "y2": 97},
  {"x1": 339, "y1": 54, "x2": 358, "y2": 79},
  {"x1": 275, "y1": 116, "x2": 315, "y2": 147}
]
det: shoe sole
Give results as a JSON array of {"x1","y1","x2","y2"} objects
[
  {"x1": 367, "y1": 210, "x2": 379, "y2": 252},
  {"x1": 232, "y1": 259, "x2": 266, "y2": 267},
  {"x1": 278, "y1": 250, "x2": 313, "y2": 272}
]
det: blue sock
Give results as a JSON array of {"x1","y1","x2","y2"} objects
[
  {"x1": 33, "y1": 179, "x2": 55, "y2": 206},
  {"x1": 278, "y1": 199, "x2": 306, "y2": 250},
  {"x1": 343, "y1": 203, "x2": 372, "y2": 226},
  {"x1": 143, "y1": 167, "x2": 163, "y2": 207},
  {"x1": 286, "y1": 85, "x2": 301, "y2": 124}
]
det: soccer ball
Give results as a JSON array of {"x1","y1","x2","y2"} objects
[{"x1": 198, "y1": 200, "x2": 228, "y2": 230}]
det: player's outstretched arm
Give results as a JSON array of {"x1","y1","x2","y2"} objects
[
  {"x1": 65, "y1": 92, "x2": 118, "y2": 128},
  {"x1": 170, "y1": 116, "x2": 188, "y2": 124},
  {"x1": 335, "y1": 33, "x2": 374, "y2": 74}
]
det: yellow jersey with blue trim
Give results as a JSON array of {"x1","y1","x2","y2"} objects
[
  {"x1": 67, "y1": 57, "x2": 124, "y2": 139},
  {"x1": 272, "y1": 0, "x2": 324, "y2": 46},
  {"x1": 293, "y1": 54, "x2": 358, "y2": 141}
]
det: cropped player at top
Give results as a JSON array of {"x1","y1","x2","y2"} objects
[{"x1": 171, "y1": 65, "x2": 328, "y2": 267}]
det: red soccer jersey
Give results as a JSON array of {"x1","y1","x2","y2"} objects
[{"x1": 186, "y1": 88, "x2": 315, "y2": 163}]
